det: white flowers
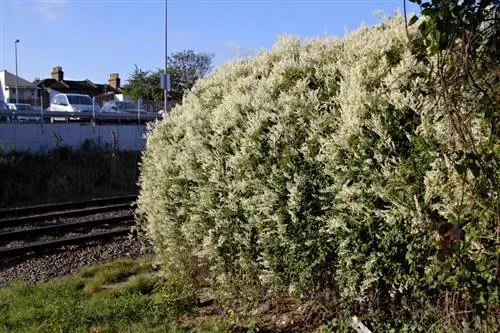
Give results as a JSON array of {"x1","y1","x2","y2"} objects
[{"x1": 137, "y1": 13, "x2": 494, "y2": 305}]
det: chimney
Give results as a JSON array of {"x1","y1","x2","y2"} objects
[
  {"x1": 108, "y1": 73, "x2": 120, "y2": 89},
  {"x1": 51, "y1": 66, "x2": 64, "y2": 81}
]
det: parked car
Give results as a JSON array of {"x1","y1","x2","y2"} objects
[
  {"x1": 100, "y1": 101, "x2": 146, "y2": 114},
  {"x1": 7, "y1": 103, "x2": 42, "y2": 123},
  {"x1": 48, "y1": 93, "x2": 99, "y2": 121},
  {"x1": 48, "y1": 93, "x2": 99, "y2": 113}
]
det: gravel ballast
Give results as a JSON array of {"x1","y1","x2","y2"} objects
[{"x1": 0, "y1": 235, "x2": 152, "y2": 288}]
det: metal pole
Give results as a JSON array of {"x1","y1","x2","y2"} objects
[
  {"x1": 92, "y1": 96, "x2": 96, "y2": 127},
  {"x1": 15, "y1": 39, "x2": 20, "y2": 104},
  {"x1": 40, "y1": 88, "x2": 43, "y2": 122},
  {"x1": 138, "y1": 98, "x2": 141, "y2": 125},
  {"x1": 164, "y1": 0, "x2": 168, "y2": 113},
  {"x1": 39, "y1": 87, "x2": 44, "y2": 133}
]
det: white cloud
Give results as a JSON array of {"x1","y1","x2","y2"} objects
[
  {"x1": 9, "y1": 0, "x2": 67, "y2": 22},
  {"x1": 34, "y1": 0, "x2": 67, "y2": 21}
]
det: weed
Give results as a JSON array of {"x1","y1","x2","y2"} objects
[{"x1": 0, "y1": 148, "x2": 140, "y2": 208}]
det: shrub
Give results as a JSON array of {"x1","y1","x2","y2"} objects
[{"x1": 138, "y1": 13, "x2": 499, "y2": 330}]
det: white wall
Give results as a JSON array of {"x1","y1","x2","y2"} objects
[
  {"x1": 0, "y1": 123, "x2": 148, "y2": 155},
  {"x1": 0, "y1": 71, "x2": 7, "y2": 102},
  {"x1": 0, "y1": 70, "x2": 39, "y2": 104}
]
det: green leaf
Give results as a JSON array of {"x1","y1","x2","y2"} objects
[
  {"x1": 421, "y1": 7, "x2": 433, "y2": 16},
  {"x1": 408, "y1": 15, "x2": 419, "y2": 26},
  {"x1": 419, "y1": 21, "x2": 428, "y2": 35}
]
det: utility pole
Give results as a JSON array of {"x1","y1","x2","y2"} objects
[{"x1": 15, "y1": 39, "x2": 20, "y2": 104}]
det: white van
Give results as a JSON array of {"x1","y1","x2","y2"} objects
[{"x1": 48, "y1": 93, "x2": 100, "y2": 121}]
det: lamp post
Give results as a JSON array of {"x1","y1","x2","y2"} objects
[
  {"x1": 15, "y1": 39, "x2": 20, "y2": 104},
  {"x1": 164, "y1": 0, "x2": 167, "y2": 113}
]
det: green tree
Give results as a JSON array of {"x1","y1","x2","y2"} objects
[
  {"x1": 122, "y1": 65, "x2": 162, "y2": 105},
  {"x1": 123, "y1": 51, "x2": 214, "y2": 110},
  {"x1": 166, "y1": 50, "x2": 214, "y2": 104}
]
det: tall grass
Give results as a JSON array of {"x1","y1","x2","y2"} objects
[{"x1": 0, "y1": 145, "x2": 140, "y2": 208}]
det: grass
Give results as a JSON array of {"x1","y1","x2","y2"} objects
[
  {"x1": 0, "y1": 258, "x2": 169, "y2": 333},
  {"x1": 76, "y1": 258, "x2": 154, "y2": 295},
  {"x1": 0, "y1": 257, "x2": 332, "y2": 333},
  {"x1": 0, "y1": 258, "x2": 252, "y2": 333}
]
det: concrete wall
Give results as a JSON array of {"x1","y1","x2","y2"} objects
[{"x1": 0, "y1": 123, "x2": 148, "y2": 155}]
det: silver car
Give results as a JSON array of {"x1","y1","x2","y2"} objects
[{"x1": 101, "y1": 101, "x2": 146, "y2": 114}]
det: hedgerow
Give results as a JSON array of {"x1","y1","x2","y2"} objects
[{"x1": 138, "y1": 12, "x2": 499, "y2": 331}]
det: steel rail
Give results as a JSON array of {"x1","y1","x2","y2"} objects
[
  {"x1": 0, "y1": 215, "x2": 134, "y2": 242},
  {"x1": 0, "y1": 194, "x2": 137, "y2": 219},
  {"x1": 0, "y1": 203, "x2": 135, "y2": 228},
  {"x1": 0, "y1": 228, "x2": 131, "y2": 258}
]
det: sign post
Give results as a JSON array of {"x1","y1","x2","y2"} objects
[{"x1": 161, "y1": 73, "x2": 170, "y2": 112}]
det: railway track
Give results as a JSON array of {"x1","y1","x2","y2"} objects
[
  {"x1": 0, "y1": 194, "x2": 137, "y2": 219},
  {"x1": 0, "y1": 195, "x2": 137, "y2": 259}
]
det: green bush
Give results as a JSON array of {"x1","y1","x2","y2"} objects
[{"x1": 138, "y1": 14, "x2": 499, "y2": 330}]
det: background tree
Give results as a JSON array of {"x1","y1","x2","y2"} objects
[
  {"x1": 123, "y1": 50, "x2": 214, "y2": 110},
  {"x1": 167, "y1": 50, "x2": 214, "y2": 104},
  {"x1": 122, "y1": 65, "x2": 163, "y2": 110}
]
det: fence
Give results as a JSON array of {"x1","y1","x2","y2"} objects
[
  {"x1": 0, "y1": 109, "x2": 161, "y2": 124},
  {"x1": 92, "y1": 95, "x2": 176, "y2": 112},
  {"x1": 0, "y1": 122, "x2": 148, "y2": 156}
]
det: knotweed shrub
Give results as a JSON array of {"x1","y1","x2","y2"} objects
[{"x1": 138, "y1": 14, "x2": 498, "y2": 329}]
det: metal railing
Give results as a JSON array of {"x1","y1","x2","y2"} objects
[{"x1": 0, "y1": 109, "x2": 162, "y2": 124}]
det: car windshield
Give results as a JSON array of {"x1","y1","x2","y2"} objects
[
  {"x1": 16, "y1": 104, "x2": 33, "y2": 111},
  {"x1": 116, "y1": 102, "x2": 137, "y2": 109},
  {"x1": 67, "y1": 95, "x2": 92, "y2": 105}
]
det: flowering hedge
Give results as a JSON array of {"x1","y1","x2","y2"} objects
[{"x1": 138, "y1": 15, "x2": 498, "y2": 330}]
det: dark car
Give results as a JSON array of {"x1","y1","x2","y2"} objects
[{"x1": 7, "y1": 103, "x2": 42, "y2": 122}]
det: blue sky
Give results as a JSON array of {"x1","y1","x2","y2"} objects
[{"x1": 0, "y1": 0, "x2": 419, "y2": 85}]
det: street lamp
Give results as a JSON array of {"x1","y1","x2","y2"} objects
[
  {"x1": 164, "y1": 0, "x2": 168, "y2": 112},
  {"x1": 15, "y1": 39, "x2": 20, "y2": 104}
]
